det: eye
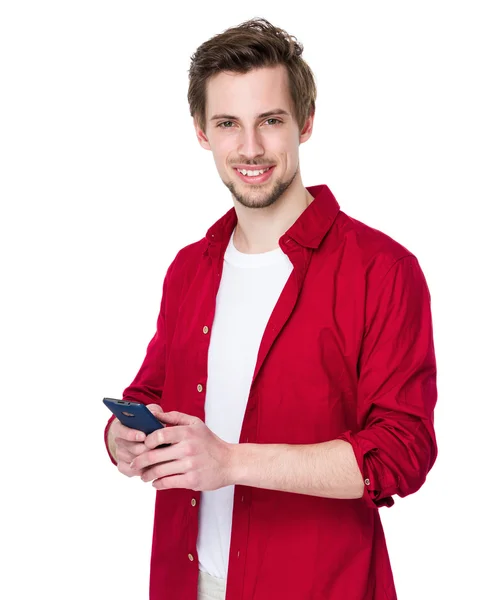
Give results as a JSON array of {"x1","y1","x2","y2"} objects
[
  {"x1": 266, "y1": 118, "x2": 282, "y2": 125},
  {"x1": 218, "y1": 121, "x2": 234, "y2": 128}
]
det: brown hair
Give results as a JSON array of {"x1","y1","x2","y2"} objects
[{"x1": 187, "y1": 17, "x2": 317, "y2": 134}]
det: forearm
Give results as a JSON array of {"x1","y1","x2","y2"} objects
[{"x1": 230, "y1": 439, "x2": 365, "y2": 499}]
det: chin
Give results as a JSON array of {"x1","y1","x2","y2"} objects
[{"x1": 223, "y1": 167, "x2": 297, "y2": 210}]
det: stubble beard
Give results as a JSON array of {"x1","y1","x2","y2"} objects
[{"x1": 223, "y1": 164, "x2": 299, "y2": 209}]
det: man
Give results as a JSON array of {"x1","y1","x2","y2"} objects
[{"x1": 104, "y1": 17, "x2": 437, "y2": 600}]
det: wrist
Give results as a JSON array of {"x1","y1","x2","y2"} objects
[{"x1": 228, "y1": 442, "x2": 249, "y2": 486}]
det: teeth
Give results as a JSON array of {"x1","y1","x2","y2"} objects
[{"x1": 237, "y1": 167, "x2": 270, "y2": 176}]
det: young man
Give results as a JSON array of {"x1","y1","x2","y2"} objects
[{"x1": 104, "y1": 17, "x2": 437, "y2": 600}]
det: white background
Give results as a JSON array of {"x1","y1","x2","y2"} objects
[{"x1": 1, "y1": 1, "x2": 492, "y2": 598}]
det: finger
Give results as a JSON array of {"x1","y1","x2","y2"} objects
[
  {"x1": 117, "y1": 461, "x2": 144, "y2": 478},
  {"x1": 141, "y1": 458, "x2": 188, "y2": 483},
  {"x1": 113, "y1": 420, "x2": 146, "y2": 443},
  {"x1": 144, "y1": 424, "x2": 187, "y2": 450},
  {"x1": 158, "y1": 411, "x2": 199, "y2": 426},
  {"x1": 115, "y1": 439, "x2": 149, "y2": 457},
  {"x1": 115, "y1": 441, "x2": 151, "y2": 462},
  {"x1": 153, "y1": 474, "x2": 188, "y2": 490},
  {"x1": 115, "y1": 447, "x2": 135, "y2": 463},
  {"x1": 130, "y1": 446, "x2": 179, "y2": 472}
]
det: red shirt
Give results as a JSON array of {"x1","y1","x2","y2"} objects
[{"x1": 104, "y1": 184, "x2": 438, "y2": 600}]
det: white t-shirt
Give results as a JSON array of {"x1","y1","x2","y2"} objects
[{"x1": 197, "y1": 228, "x2": 293, "y2": 579}]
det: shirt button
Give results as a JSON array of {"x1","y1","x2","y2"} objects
[
  {"x1": 203, "y1": 326, "x2": 209, "y2": 334},
  {"x1": 188, "y1": 553, "x2": 194, "y2": 561},
  {"x1": 197, "y1": 384, "x2": 203, "y2": 393},
  {"x1": 191, "y1": 498, "x2": 197, "y2": 507},
  {"x1": 364, "y1": 478, "x2": 370, "y2": 486}
]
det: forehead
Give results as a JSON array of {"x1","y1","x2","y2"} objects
[{"x1": 205, "y1": 64, "x2": 292, "y2": 118}]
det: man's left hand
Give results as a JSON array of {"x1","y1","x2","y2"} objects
[{"x1": 130, "y1": 411, "x2": 235, "y2": 492}]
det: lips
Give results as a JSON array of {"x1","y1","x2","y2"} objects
[
  {"x1": 233, "y1": 165, "x2": 274, "y2": 171},
  {"x1": 234, "y1": 165, "x2": 275, "y2": 184}
]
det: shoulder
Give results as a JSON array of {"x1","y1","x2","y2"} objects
[
  {"x1": 161, "y1": 236, "x2": 208, "y2": 289},
  {"x1": 173, "y1": 237, "x2": 208, "y2": 267},
  {"x1": 333, "y1": 210, "x2": 423, "y2": 282},
  {"x1": 334, "y1": 212, "x2": 433, "y2": 310}
]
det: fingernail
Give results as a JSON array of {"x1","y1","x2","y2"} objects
[
  {"x1": 136, "y1": 433, "x2": 145, "y2": 442},
  {"x1": 129, "y1": 461, "x2": 135, "y2": 469}
]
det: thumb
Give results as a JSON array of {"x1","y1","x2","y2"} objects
[
  {"x1": 147, "y1": 404, "x2": 170, "y2": 424},
  {"x1": 161, "y1": 411, "x2": 199, "y2": 426}
]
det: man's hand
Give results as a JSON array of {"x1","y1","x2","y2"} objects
[
  {"x1": 129, "y1": 411, "x2": 235, "y2": 492},
  {"x1": 108, "y1": 403, "x2": 163, "y2": 477}
]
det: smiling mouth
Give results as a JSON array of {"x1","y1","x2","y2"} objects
[
  {"x1": 235, "y1": 166, "x2": 273, "y2": 176},
  {"x1": 233, "y1": 165, "x2": 275, "y2": 184}
]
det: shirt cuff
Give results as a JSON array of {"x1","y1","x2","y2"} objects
[{"x1": 337, "y1": 430, "x2": 395, "y2": 509}]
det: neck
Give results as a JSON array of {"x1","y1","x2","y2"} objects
[{"x1": 232, "y1": 177, "x2": 314, "y2": 254}]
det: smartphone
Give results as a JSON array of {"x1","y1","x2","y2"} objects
[{"x1": 103, "y1": 398, "x2": 171, "y2": 447}]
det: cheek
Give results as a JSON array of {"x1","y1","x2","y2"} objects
[
  {"x1": 272, "y1": 134, "x2": 296, "y2": 160},
  {"x1": 212, "y1": 141, "x2": 235, "y2": 168},
  {"x1": 212, "y1": 130, "x2": 235, "y2": 148},
  {"x1": 211, "y1": 151, "x2": 227, "y2": 172}
]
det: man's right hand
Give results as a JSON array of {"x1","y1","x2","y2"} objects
[{"x1": 107, "y1": 403, "x2": 163, "y2": 477}]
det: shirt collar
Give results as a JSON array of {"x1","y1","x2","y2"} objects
[{"x1": 205, "y1": 184, "x2": 340, "y2": 251}]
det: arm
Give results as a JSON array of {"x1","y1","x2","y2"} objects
[
  {"x1": 232, "y1": 255, "x2": 437, "y2": 505},
  {"x1": 231, "y1": 439, "x2": 364, "y2": 499},
  {"x1": 133, "y1": 413, "x2": 363, "y2": 495},
  {"x1": 132, "y1": 255, "x2": 437, "y2": 502},
  {"x1": 103, "y1": 255, "x2": 179, "y2": 464}
]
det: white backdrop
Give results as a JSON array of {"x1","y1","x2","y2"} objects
[{"x1": 1, "y1": 1, "x2": 492, "y2": 598}]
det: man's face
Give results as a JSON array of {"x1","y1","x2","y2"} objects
[{"x1": 194, "y1": 64, "x2": 313, "y2": 209}]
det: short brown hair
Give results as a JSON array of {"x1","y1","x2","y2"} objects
[{"x1": 187, "y1": 17, "x2": 317, "y2": 133}]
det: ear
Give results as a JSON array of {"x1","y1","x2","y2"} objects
[
  {"x1": 299, "y1": 108, "x2": 315, "y2": 144},
  {"x1": 193, "y1": 117, "x2": 212, "y2": 151}
]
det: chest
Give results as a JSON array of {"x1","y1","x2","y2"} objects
[{"x1": 164, "y1": 250, "x2": 366, "y2": 443}]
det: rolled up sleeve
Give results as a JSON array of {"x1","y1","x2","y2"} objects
[{"x1": 338, "y1": 254, "x2": 438, "y2": 509}]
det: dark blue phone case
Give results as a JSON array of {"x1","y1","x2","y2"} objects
[{"x1": 103, "y1": 398, "x2": 170, "y2": 446}]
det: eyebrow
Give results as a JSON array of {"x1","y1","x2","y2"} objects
[{"x1": 210, "y1": 108, "x2": 291, "y2": 121}]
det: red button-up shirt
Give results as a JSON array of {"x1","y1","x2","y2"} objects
[{"x1": 104, "y1": 184, "x2": 438, "y2": 600}]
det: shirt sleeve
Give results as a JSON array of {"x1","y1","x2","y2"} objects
[
  {"x1": 337, "y1": 254, "x2": 438, "y2": 509},
  {"x1": 103, "y1": 255, "x2": 179, "y2": 465}
]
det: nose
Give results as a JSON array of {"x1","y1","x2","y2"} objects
[{"x1": 238, "y1": 126, "x2": 265, "y2": 160}]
